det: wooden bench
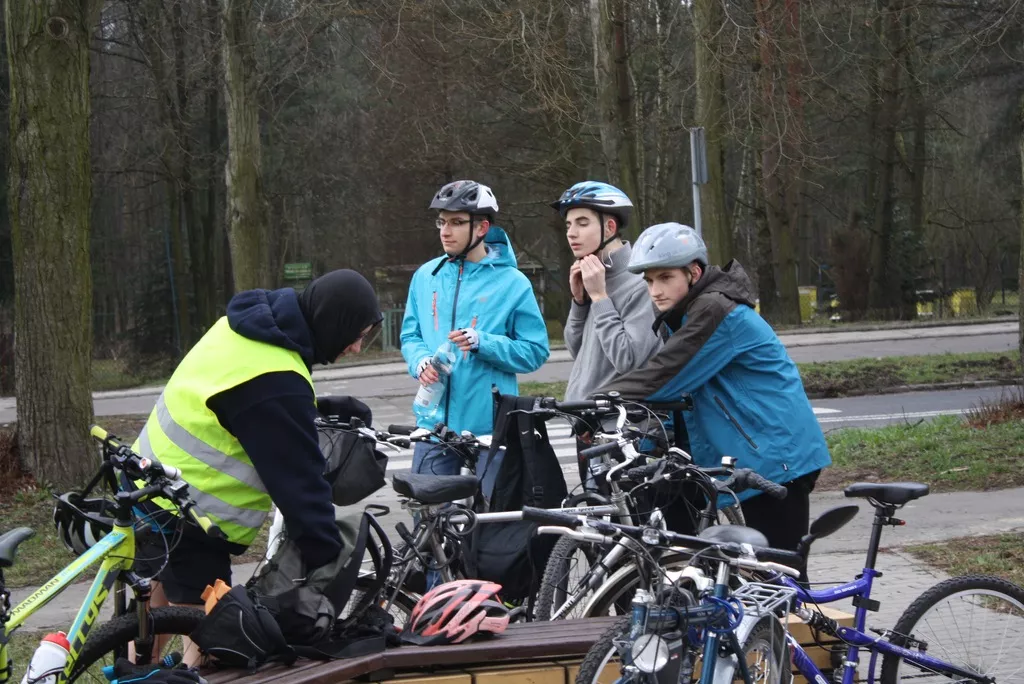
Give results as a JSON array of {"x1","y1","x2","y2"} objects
[
  {"x1": 205, "y1": 618, "x2": 621, "y2": 684},
  {"x1": 206, "y1": 608, "x2": 854, "y2": 684}
]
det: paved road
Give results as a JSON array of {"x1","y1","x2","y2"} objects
[
  {"x1": 0, "y1": 322, "x2": 1016, "y2": 423},
  {"x1": 342, "y1": 385, "x2": 1014, "y2": 519}
]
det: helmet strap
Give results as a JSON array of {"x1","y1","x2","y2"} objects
[
  {"x1": 592, "y1": 212, "x2": 618, "y2": 259},
  {"x1": 456, "y1": 217, "x2": 487, "y2": 260}
]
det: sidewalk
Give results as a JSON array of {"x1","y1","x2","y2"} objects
[
  {"x1": 79, "y1": 320, "x2": 1020, "y2": 400},
  {"x1": 9, "y1": 486, "x2": 1023, "y2": 632}
]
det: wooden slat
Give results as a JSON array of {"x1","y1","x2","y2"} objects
[{"x1": 207, "y1": 618, "x2": 620, "y2": 684}]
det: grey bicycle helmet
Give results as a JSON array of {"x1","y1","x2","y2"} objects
[
  {"x1": 628, "y1": 223, "x2": 709, "y2": 274},
  {"x1": 430, "y1": 180, "x2": 499, "y2": 220},
  {"x1": 53, "y1": 492, "x2": 116, "y2": 556}
]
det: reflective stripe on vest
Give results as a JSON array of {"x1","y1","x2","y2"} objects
[{"x1": 133, "y1": 317, "x2": 314, "y2": 546}]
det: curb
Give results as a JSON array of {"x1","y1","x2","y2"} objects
[
  {"x1": 773, "y1": 315, "x2": 1017, "y2": 336},
  {"x1": 805, "y1": 378, "x2": 1020, "y2": 400}
]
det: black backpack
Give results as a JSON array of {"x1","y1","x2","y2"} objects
[
  {"x1": 463, "y1": 391, "x2": 567, "y2": 601},
  {"x1": 248, "y1": 507, "x2": 394, "y2": 658}
]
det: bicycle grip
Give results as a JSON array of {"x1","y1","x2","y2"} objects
[
  {"x1": 184, "y1": 504, "x2": 226, "y2": 540},
  {"x1": 388, "y1": 424, "x2": 417, "y2": 436},
  {"x1": 625, "y1": 462, "x2": 663, "y2": 481},
  {"x1": 578, "y1": 441, "x2": 620, "y2": 461},
  {"x1": 745, "y1": 472, "x2": 788, "y2": 500},
  {"x1": 521, "y1": 506, "x2": 582, "y2": 529}
]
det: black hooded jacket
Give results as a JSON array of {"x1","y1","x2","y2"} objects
[{"x1": 206, "y1": 272, "x2": 380, "y2": 569}]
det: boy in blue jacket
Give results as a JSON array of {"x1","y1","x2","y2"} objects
[
  {"x1": 598, "y1": 223, "x2": 831, "y2": 550},
  {"x1": 401, "y1": 180, "x2": 550, "y2": 496}
]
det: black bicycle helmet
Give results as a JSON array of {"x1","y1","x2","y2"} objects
[
  {"x1": 430, "y1": 180, "x2": 499, "y2": 220},
  {"x1": 53, "y1": 492, "x2": 117, "y2": 556}
]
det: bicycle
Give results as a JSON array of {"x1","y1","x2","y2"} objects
[
  {"x1": 523, "y1": 505, "x2": 803, "y2": 684},
  {"x1": 379, "y1": 465, "x2": 620, "y2": 623},
  {"x1": 0, "y1": 426, "x2": 224, "y2": 683},
  {"x1": 769, "y1": 481, "x2": 1024, "y2": 684},
  {"x1": 526, "y1": 396, "x2": 752, "y2": 620}
]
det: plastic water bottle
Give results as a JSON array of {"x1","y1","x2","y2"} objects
[
  {"x1": 413, "y1": 342, "x2": 457, "y2": 421},
  {"x1": 20, "y1": 632, "x2": 70, "y2": 684}
]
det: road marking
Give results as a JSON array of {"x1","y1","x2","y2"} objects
[
  {"x1": 813, "y1": 407, "x2": 842, "y2": 415},
  {"x1": 817, "y1": 409, "x2": 963, "y2": 424}
]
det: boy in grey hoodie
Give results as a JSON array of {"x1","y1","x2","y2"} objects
[{"x1": 552, "y1": 182, "x2": 661, "y2": 401}]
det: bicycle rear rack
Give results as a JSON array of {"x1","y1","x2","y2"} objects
[{"x1": 732, "y1": 582, "x2": 798, "y2": 617}]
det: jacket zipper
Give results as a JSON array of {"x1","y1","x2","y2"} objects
[
  {"x1": 444, "y1": 262, "x2": 465, "y2": 427},
  {"x1": 713, "y1": 395, "x2": 758, "y2": 449}
]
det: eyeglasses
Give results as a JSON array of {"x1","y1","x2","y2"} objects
[
  {"x1": 436, "y1": 217, "x2": 473, "y2": 230},
  {"x1": 357, "y1": 320, "x2": 382, "y2": 349}
]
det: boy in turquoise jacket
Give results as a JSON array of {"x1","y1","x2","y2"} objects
[{"x1": 401, "y1": 180, "x2": 549, "y2": 495}]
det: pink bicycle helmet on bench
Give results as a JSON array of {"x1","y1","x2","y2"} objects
[{"x1": 404, "y1": 579, "x2": 510, "y2": 646}]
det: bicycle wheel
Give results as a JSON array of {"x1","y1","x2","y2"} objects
[
  {"x1": 582, "y1": 552, "x2": 691, "y2": 618},
  {"x1": 575, "y1": 617, "x2": 629, "y2": 684},
  {"x1": 535, "y1": 535, "x2": 604, "y2": 620},
  {"x1": 718, "y1": 619, "x2": 789, "y2": 683},
  {"x1": 68, "y1": 606, "x2": 204, "y2": 682},
  {"x1": 879, "y1": 574, "x2": 1024, "y2": 683}
]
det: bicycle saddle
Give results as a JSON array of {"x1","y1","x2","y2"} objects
[
  {"x1": 844, "y1": 482, "x2": 929, "y2": 507},
  {"x1": 698, "y1": 524, "x2": 770, "y2": 548},
  {"x1": 392, "y1": 473, "x2": 479, "y2": 504},
  {"x1": 0, "y1": 527, "x2": 34, "y2": 569}
]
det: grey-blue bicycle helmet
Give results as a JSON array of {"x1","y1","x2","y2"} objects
[{"x1": 627, "y1": 223, "x2": 708, "y2": 274}]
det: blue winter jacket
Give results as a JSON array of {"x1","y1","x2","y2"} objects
[
  {"x1": 599, "y1": 261, "x2": 831, "y2": 500},
  {"x1": 400, "y1": 227, "x2": 550, "y2": 436}
]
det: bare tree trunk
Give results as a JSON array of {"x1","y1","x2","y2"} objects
[
  {"x1": 6, "y1": 0, "x2": 99, "y2": 488},
  {"x1": 783, "y1": 0, "x2": 808, "y2": 284},
  {"x1": 206, "y1": 0, "x2": 226, "y2": 315},
  {"x1": 906, "y1": 81, "x2": 927, "y2": 320},
  {"x1": 693, "y1": 0, "x2": 733, "y2": 264},
  {"x1": 1018, "y1": 93, "x2": 1024, "y2": 371},
  {"x1": 753, "y1": 153, "x2": 779, "y2": 321},
  {"x1": 867, "y1": 1, "x2": 903, "y2": 317},
  {"x1": 223, "y1": 0, "x2": 270, "y2": 291},
  {"x1": 754, "y1": 0, "x2": 801, "y2": 325},
  {"x1": 168, "y1": 0, "x2": 211, "y2": 335},
  {"x1": 590, "y1": 0, "x2": 639, "y2": 210}
]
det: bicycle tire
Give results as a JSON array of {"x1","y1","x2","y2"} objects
[
  {"x1": 718, "y1": 618, "x2": 790, "y2": 683},
  {"x1": 535, "y1": 535, "x2": 602, "y2": 621},
  {"x1": 68, "y1": 606, "x2": 204, "y2": 681},
  {"x1": 574, "y1": 617, "x2": 629, "y2": 684},
  {"x1": 879, "y1": 574, "x2": 1024, "y2": 684},
  {"x1": 537, "y1": 509, "x2": 741, "y2": 621}
]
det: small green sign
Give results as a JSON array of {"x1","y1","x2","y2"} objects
[{"x1": 284, "y1": 262, "x2": 312, "y2": 280}]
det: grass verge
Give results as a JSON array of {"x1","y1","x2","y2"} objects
[
  {"x1": 905, "y1": 534, "x2": 1024, "y2": 586},
  {"x1": 819, "y1": 415, "x2": 1024, "y2": 491},
  {"x1": 521, "y1": 351, "x2": 1020, "y2": 401},
  {"x1": 0, "y1": 413, "x2": 268, "y2": 589}
]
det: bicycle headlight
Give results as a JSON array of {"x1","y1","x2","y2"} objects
[{"x1": 630, "y1": 634, "x2": 670, "y2": 673}]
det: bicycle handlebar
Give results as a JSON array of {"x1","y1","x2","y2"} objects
[
  {"x1": 89, "y1": 425, "x2": 226, "y2": 540},
  {"x1": 578, "y1": 441, "x2": 622, "y2": 461},
  {"x1": 522, "y1": 506, "x2": 802, "y2": 578},
  {"x1": 535, "y1": 393, "x2": 693, "y2": 414}
]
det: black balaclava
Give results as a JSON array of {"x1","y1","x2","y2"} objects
[{"x1": 298, "y1": 269, "x2": 382, "y2": 365}]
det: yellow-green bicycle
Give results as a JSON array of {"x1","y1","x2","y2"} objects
[{"x1": 0, "y1": 426, "x2": 223, "y2": 682}]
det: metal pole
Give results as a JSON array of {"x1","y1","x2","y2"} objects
[{"x1": 690, "y1": 127, "x2": 708, "y2": 237}]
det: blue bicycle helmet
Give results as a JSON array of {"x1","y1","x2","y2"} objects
[{"x1": 551, "y1": 181, "x2": 633, "y2": 229}]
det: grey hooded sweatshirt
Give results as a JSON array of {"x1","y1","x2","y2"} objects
[{"x1": 563, "y1": 243, "x2": 662, "y2": 401}]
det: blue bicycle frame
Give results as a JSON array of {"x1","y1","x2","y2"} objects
[
  {"x1": 619, "y1": 562, "x2": 755, "y2": 684},
  {"x1": 778, "y1": 503, "x2": 993, "y2": 684}
]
